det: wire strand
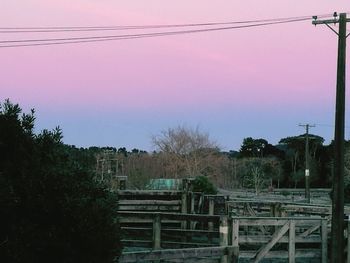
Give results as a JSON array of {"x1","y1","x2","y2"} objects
[
  {"x1": 0, "y1": 14, "x2": 332, "y2": 33},
  {"x1": 0, "y1": 17, "x2": 311, "y2": 48}
]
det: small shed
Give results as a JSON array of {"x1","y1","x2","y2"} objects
[{"x1": 146, "y1": 179, "x2": 183, "y2": 190}]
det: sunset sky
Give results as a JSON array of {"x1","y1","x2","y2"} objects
[{"x1": 1, "y1": 1, "x2": 350, "y2": 151}]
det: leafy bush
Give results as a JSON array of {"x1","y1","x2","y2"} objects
[
  {"x1": 0, "y1": 100, "x2": 122, "y2": 263},
  {"x1": 192, "y1": 176, "x2": 217, "y2": 194}
]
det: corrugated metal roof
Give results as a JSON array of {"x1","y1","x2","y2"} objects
[{"x1": 146, "y1": 179, "x2": 183, "y2": 190}]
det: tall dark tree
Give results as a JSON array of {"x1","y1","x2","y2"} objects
[
  {"x1": 239, "y1": 137, "x2": 283, "y2": 158},
  {"x1": 279, "y1": 134, "x2": 325, "y2": 187}
]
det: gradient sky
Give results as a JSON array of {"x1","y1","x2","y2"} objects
[{"x1": 1, "y1": 1, "x2": 350, "y2": 151}]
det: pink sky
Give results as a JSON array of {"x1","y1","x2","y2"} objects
[{"x1": 1, "y1": 1, "x2": 350, "y2": 150}]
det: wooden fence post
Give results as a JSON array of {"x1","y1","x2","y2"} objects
[
  {"x1": 190, "y1": 192, "x2": 196, "y2": 230},
  {"x1": 190, "y1": 192, "x2": 195, "y2": 214},
  {"x1": 289, "y1": 220, "x2": 295, "y2": 263},
  {"x1": 321, "y1": 218, "x2": 328, "y2": 263},
  {"x1": 225, "y1": 195, "x2": 230, "y2": 215},
  {"x1": 346, "y1": 216, "x2": 350, "y2": 263},
  {"x1": 198, "y1": 192, "x2": 204, "y2": 214},
  {"x1": 270, "y1": 202, "x2": 282, "y2": 217},
  {"x1": 220, "y1": 216, "x2": 228, "y2": 263},
  {"x1": 153, "y1": 213, "x2": 161, "y2": 249},
  {"x1": 270, "y1": 203, "x2": 276, "y2": 217},
  {"x1": 208, "y1": 197, "x2": 215, "y2": 231},
  {"x1": 231, "y1": 218, "x2": 239, "y2": 263},
  {"x1": 117, "y1": 176, "x2": 127, "y2": 190},
  {"x1": 181, "y1": 191, "x2": 188, "y2": 229}
]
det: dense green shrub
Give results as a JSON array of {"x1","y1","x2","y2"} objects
[
  {"x1": 192, "y1": 176, "x2": 217, "y2": 194},
  {"x1": 0, "y1": 100, "x2": 121, "y2": 263}
]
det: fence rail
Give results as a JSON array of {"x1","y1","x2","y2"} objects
[{"x1": 120, "y1": 246, "x2": 233, "y2": 263}]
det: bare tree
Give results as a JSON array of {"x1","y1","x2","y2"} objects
[
  {"x1": 152, "y1": 126, "x2": 220, "y2": 178},
  {"x1": 238, "y1": 157, "x2": 280, "y2": 195}
]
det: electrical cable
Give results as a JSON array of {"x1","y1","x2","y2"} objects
[
  {"x1": 0, "y1": 17, "x2": 312, "y2": 48},
  {"x1": 0, "y1": 14, "x2": 332, "y2": 33},
  {"x1": 0, "y1": 15, "x2": 330, "y2": 48}
]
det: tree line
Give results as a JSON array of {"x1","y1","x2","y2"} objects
[{"x1": 92, "y1": 126, "x2": 338, "y2": 194}]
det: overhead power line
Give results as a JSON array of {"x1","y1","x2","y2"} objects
[
  {"x1": 0, "y1": 14, "x2": 332, "y2": 33},
  {"x1": 0, "y1": 14, "x2": 333, "y2": 48},
  {"x1": 0, "y1": 17, "x2": 311, "y2": 44}
]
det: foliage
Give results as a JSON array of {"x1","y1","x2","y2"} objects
[
  {"x1": 240, "y1": 137, "x2": 268, "y2": 157},
  {"x1": 279, "y1": 134, "x2": 326, "y2": 187},
  {"x1": 240, "y1": 137, "x2": 284, "y2": 158},
  {"x1": 192, "y1": 176, "x2": 217, "y2": 194},
  {"x1": 0, "y1": 99, "x2": 121, "y2": 263}
]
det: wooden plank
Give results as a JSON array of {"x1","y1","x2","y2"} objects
[
  {"x1": 289, "y1": 220, "x2": 295, "y2": 263},
  {"x1": 348, "y1": 218, "x2": 350, "y2": 263},
  {"x1": 118, "y1": 190, "x2": 182, "y2": 196},
  {"x1": 198, "y1": 193, "x2": 204, "y2": 214},
  {"x1": 239, "y1": 235, "x2": 321, "y2": 244},
  {"x1": 231, "y1": 219, "x2": 239, "y2": 247},
  {"x1": 121, "y1": 227, "x2": 152, "y2": 231},
  {"x1": 119, "y1": 218, "x2": 153, "y2": 224},
  {"x1": 120, "y1": 246, "x2": 227, "y2": 262},
  {"x1": 118, "y1": 211, "x2": 220, "y2": 222},
  {"x1": 168, "y1": 258, "x2": 219, "y2": 263},
  {"x1": 299, "y1": 224, "x2": 320, "y2": 238},
  {"x1": 181, "y1": 191, "x2": 188, "y2": 229},
  {"x1": 220, "y1": 216, "x2": 229, "y2": 263},
  {"x1": 322, "y1": 219, "x2": 328, "y2": 263},
  {"x1": 239, "y1": 249, "x2": 321, "y2": 259},
  {"x1": 190, "y1": 192, "x2": 196, "y2": 230},
  {"x1": 161, "y1": 228, "x2": 218, "y2": 235},
  {"x1": 120, "y1": 248, "x2": 322, "y2": 262},
  {"x1": 236, "y1": 217, "x2": 322, "y2": 226},
  {"x1": 253, "y1": 221, "x2": 290, "y2": 263},
  {"x1": 208, "y1": 197, "x2": 215, "y2": 231},
  {"x1": 118, "y1": 205, "x2": 180, "y2": 211},
  {"x1": 231, "y1": 219, "x2": 239, "y2": 263},
  {"x1": 153, "y1": 213, "x2": 161, "y2": 249},
  {"x1": 161, "y1": 234, "x2": 210, "y2": 243},
  {"x1": 162, "y1": 241, "x2": 216, "y2": 247},
  {"x1": 118, "y1": 200, "x2": 182, "y2": 205}
]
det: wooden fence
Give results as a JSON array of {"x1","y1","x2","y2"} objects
[
  {"x1": 226, "y1": 198, "x2": 350, "y2": 218},
  {"x1": 118, "y1": 211, "x2": 328, "y2": 262},
  {"x1": 117, "y1": 189, "x2": 350, "y2": 262},
  {"x1": 231, "y1": 217, "x2": 327, "y2": 263},
  {"x1": 118, "y1": 190, "x2": 227, "y2": 218},
  {"x1": 118, "y1": 211, "x2": 221, "y2": 249}
]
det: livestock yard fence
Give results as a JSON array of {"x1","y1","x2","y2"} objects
[{"x1": 117, "y1": 185, "x2": 350, "y2": 262}]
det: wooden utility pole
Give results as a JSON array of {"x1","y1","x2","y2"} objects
[
  {"x1": 312, "y1": 12, "x2": 349, "y2": 263},
  {"x1": 299, "y1": 123, "x2": 315, "y2": 203}
]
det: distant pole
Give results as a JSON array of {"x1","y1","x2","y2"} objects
[
  {"x1": 299, "y1": 123, "x2": 315, "y2": 203},
  {"x1": 312, "y1": 12, "x2": 349, "y2": 263}
]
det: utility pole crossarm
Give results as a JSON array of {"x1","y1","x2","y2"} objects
[{"x1": 312, "y1": 18, "x2": 350, "y2": 25}]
